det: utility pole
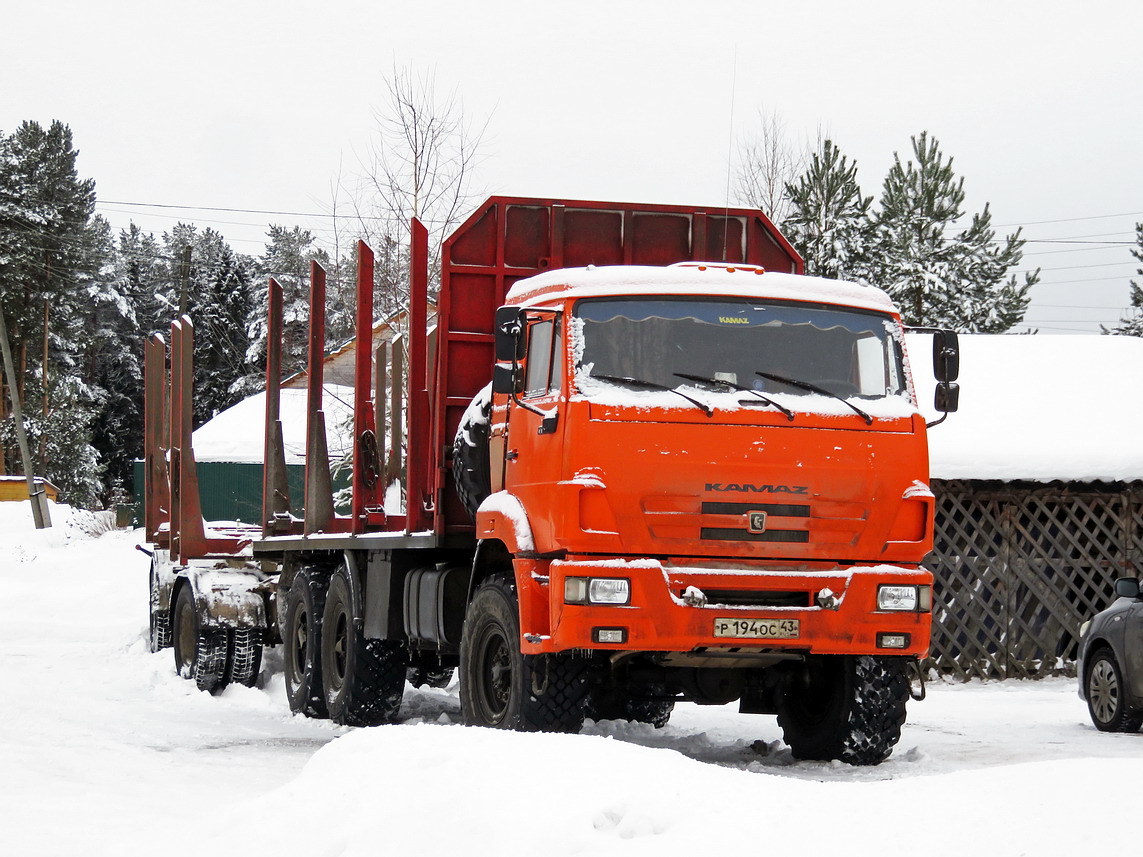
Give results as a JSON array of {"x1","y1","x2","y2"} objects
[{"x1": 0, "y1": 307, "x2": 51, "y2": 528}]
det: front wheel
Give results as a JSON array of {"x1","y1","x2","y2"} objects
[
  {"x1": 460, "y1": 573, "x2": 588, "y2": 733},
  {"x1": 777, "y1": 655, "x2": 909, "y2": 766},
  {"x1": 1086, "y1": 648, "x2": 1143, "y2": 732}
]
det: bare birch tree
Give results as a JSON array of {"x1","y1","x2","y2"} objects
[
  {"x1": 350, "y1": 66, "x2": 488, "y2": 313},
  {"x1": 733, "y1": 110, "x2": 808, "y2": 226}
]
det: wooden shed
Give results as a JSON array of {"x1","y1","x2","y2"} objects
[
  {"x1": 0, "y1": 475, "x2": 59, "y2": 503},
  {"x1": 912, "y1": 333, "x2": 1143, "y2": 679}
]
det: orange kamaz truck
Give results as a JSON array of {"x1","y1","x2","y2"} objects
[{"x1": 143, "y1": 197, "x2": 959, "y2": 766}]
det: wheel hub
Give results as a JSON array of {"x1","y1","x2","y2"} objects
[{"x1": 1090, "y1": 659, "x2": 1120, "y2": 724}]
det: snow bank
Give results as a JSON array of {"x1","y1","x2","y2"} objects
[
  {"x1": 192, "y1": 384, "x2": 356, "y2": 464},
  {"x1": 912, "y1": 333, "x2": 1143, "y2": 481},
  {"x1": 2, "y1": 506, "x2": 1141, "y2": 857}
]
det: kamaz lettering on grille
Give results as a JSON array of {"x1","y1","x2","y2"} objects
[{"x1": 705, "y1": 483, "x2": 809, "y2": 495}]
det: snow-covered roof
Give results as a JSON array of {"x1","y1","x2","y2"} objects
[
  {"x1": 911, "y1": 333, "x2": 1143, "y2": 482},
  {"x1": 507, "y1": 265, "x2": 898, "y2": 315},
  {"x1": 192, "y1": 386, "x2": 355, "y2": 465}
]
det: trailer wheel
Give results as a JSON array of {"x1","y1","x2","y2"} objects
[
  {"x1": 452, "y1": 385, "x2": 492, "y2": 520},
  {"x1": 460, "y1": 573, "x2": 587, "y2": 732},
  {"x1": 171, "y1": 584, "x2": 230, "y2": 694},
  {"x1": 148, "y1": 562, "x2": 172, "y2": 652},
  {"x1": 321, "y1": 566, "x2": 407, "y2": 726},
  {"x1": 228, "y1": 627, "x2": 263, "y2": 688},
  {"x1": 283, "y1": 568, "x2": 329, "y2": 718},
  {"x1": 777, "y1": 655, "x2": 909, "y2": 766},
  {"x1": 584, "y1": 684, "x2": 675, "y2": 729}
]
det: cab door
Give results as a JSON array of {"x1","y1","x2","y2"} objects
[{"x1": 501, "y1": 310, "x2": 566, "y2": 551}]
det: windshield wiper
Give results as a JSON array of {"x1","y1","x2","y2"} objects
[
  {"x1": 673, "y1": 372, "x2": 794, "y2": 421},
  {"x1": 755, "y1": 371, "x2": 873, "y2": 425},
  {"x1": 589, "y1": 373, "x2": 714, "y2": 417}
]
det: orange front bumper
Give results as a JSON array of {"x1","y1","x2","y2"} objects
[{"x1": 520, "y1": 558, "x2": 932, "y2": 658}]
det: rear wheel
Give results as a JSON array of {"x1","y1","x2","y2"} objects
[
  {"x1": 777, "y1": 655, "x2": 909, "y2": 766},
  {"x1": 1086, "y1": 648, "x2": 1143, "y2": 732},
  {"x1": 228, "y1": 627, "x2": 263, "y2": 688},
  {"x1": 460, "y1": 573, "x2": 588, "y2": 732},
  {"x1": 148, "y1": 562, "x2": 172, "y2": 652},
  {"x1": 321, "y1": 565, "x2": 407, "y2": 726},
  {"x1": 283, "y1": 568, "x2": 329, "y2": 718},
  {"x1": 172, "y1": 584, "x2": 229, "y2": 694}
]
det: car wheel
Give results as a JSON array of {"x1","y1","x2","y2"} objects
[{"x1": 1086, "y1": 648, "x2": 1143, "y2": 732}]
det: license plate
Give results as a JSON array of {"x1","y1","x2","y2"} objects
[{"x1": 713, "y1": 617, "x2": 800, "y2": 639}]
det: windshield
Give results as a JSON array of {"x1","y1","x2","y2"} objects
[{"x1": 574, "y1": 297, "x2": 908, "y2": 403}]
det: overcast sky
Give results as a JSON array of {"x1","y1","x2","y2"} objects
[{"x1": 5, "y1": 0, "x2": 1141, "y2": 333}]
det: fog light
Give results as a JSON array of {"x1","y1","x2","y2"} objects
[
  {"x1": 878, "y1": 585, "x2": 918, "y2": 611},
  {"x1": 564, "y1": 577, "x2": 589, "y2": 603},
  {"x1": 877, "y1": 632, "x2": 910, "y2": 649},
  {"x1": 588, "y1": 578, "x2": 631, "y2": 604},
  {"x1": 594, "y1": 627, "x2": 627, "y2": 644}
]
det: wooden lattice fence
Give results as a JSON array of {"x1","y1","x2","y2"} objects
[{"x1": 926, "y1": 479, "x2": 1143, "y2": 680}]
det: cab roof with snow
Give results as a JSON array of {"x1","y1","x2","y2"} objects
[{"x1": 505, "y1": 263, "x2": 899, "y2": 316}]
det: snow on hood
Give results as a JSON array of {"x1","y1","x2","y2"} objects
[
  {"x1": 192, "y1": 385, "x2": 356, "y2": 465},
  {"x1": 911, "y1": 333, "x2": 1143, "y2": 482},
  {"x1": 506, "y1": 264, "x2": 898, "y2": 315}
]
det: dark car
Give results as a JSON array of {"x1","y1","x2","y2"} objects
[{"x1": 1078, "y1": 577, "x2": 1143, "y2": 732}]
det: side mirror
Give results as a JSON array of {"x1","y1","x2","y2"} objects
[
  {"x1": 491, "y1": 363, "x2": 518, "y2": 395},
  {"x1": 494, "y1": 306, "x2": 526, "y2": 362},
  {"x1": 1115, "y1": 578, "x2": 1141, "y2": 599},
  {"x1": 933, "y1": 330, "x2": 960, "y2": 383},
  {"x1": 934, "y1": 381, "x2": 960, "y2": 413}
]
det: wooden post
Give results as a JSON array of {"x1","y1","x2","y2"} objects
[{"x1": 0, "y1": 307, "x2": 51, "y2": 528}]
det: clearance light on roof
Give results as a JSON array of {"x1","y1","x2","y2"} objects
[{"x1": 670, "y1": 262, "x2": 766, "y2": 275}]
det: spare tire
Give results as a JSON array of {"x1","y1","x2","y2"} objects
[{"x1": 452, "y1": 383, "x2": 493, "y2": 520}]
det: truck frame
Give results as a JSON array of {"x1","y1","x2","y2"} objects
[{"x1": 143, "y1": 196, "x2": 959, "y2": 765}]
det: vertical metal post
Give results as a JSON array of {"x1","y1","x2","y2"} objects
[
  {"x1": 0, "y1": 307, "x2": 50, "y2": 528},
  {"x1": 261, "y1": 279, "x2": 292, "y2": 536},
  {"x1": 144, "y1": 334, "x2": 170, "y2": 544},
  {"x1": 387, "y1": 337, "x2": 404, "y2": 490},
  {"x1": 406, "y1": 218, "x2": 430, "y2": 533},
  {"x1": 303, "y1": 262, "x2": 335, "y2": 534},
  {"x1": 351, "y1": 240, "x2": 378, "y2": 532}
]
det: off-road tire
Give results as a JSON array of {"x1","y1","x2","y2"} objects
[
  {"x1": 452, "y1": 386, "x2": 492, "y2": 520},
  {"x1": 584, "y1": 684, "x2": 675, "y2": 729},
  {"x1": 172, "y1": 584, "x2": 230, "y2": 694},
  {"x1": 283, "y1": 568, "x2": 330, "y2": 718},
  {"x1": 148, "y1": 562, "x2": 172, "y2": 652},
  {"x1": 1085, "y1": 648, "x2": 1143, "y2": 732},
  {"x1": 321, "y1": 566, "x2": 407, "y2": 726},
  {"x1": 408, "y1": 666, "x2": 455, "y2": 689},
  {"x1": 777, "y1": 654, "x2": 909, "y2": 766},
  {"x1": 460, "y1": 573, "x2": 588, "y2": 733},
  {"x1": 228, "y1": 627, "x2": 263, "y2": 688}
]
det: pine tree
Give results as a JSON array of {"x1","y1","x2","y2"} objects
[
  {"x1": 0, "y1": 121, "x2": 109, "y2": 503},
  {"x1": 782, "y1": 139, "x2": 876, "y2": 282},
  {"x1": 238, "y1": 225, "x2": 331, "y2": 399},
  {"x1": 873, "y1": 132, "x2": 1037, "y2": 332},
  {"x1": 195, "y1": 243, "x2": 252, "y2": 422},
  {"x1": 1102, "y1": 223, "x2": 1143, "y2": 336}
]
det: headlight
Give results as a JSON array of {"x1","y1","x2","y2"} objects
[
  {"x1": 877, "y1": 584, "x2": 932, "y2": 612},
  {"x1": 564, "y1": 577, "x2": 631, "y2": 605},
  {"x1": 1079, "y1": 620, "x2": 1091, "y2": 639}
]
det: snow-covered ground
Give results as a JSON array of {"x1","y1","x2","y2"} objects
[{"x1": 2, "y1": 502, "x2": 1139, "y2": 857}]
